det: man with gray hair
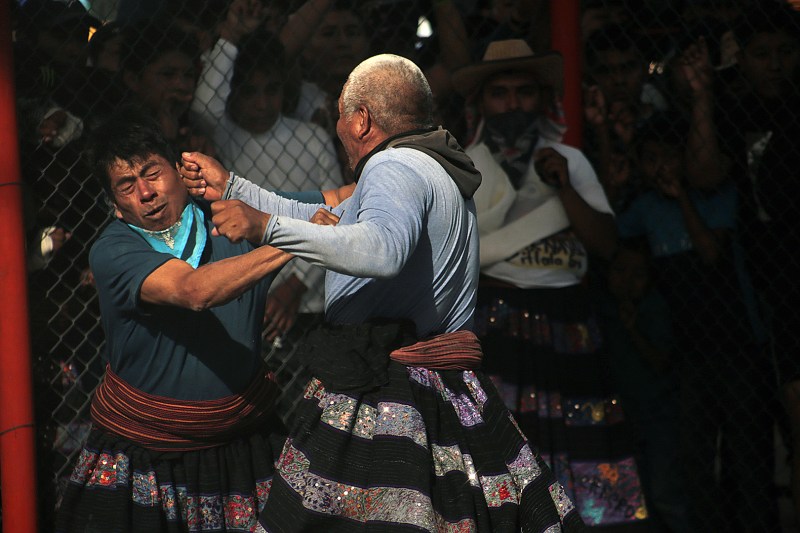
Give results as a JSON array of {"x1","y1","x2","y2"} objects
[{"x1": 181, "y1": 53, "x2": 585, "y2": 532}]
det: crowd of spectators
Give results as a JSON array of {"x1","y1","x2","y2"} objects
[{"x1": 11, "y1": 0, "x2": 800, "y2": 530}]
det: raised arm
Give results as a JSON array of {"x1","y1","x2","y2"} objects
[
  {"x1": 279, "y1": 0, "x2": 333, "y2": 60},
  {"x1": 535, "y1": 147, "x2": 618, "y2": 259},
  {"x1": 180, "y1": 150, "x2": 351, "y2": 211},
  {"x1": 191, "y1": 0, "x2": 266, "y2": 134},
  {"x1": 680, "y1": 38, "x2": 729, "y2": 191},
  {"x1": 258, "y1": 159, "x2": 426, "y2": 277}
]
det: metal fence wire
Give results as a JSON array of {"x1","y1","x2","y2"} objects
[{"x1": 10, "y1": 0, "x2": 800, "y2": 530}]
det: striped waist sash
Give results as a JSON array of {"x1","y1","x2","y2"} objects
[
  {"x1": 90, "y1": 365, "x2": 279, "y2": 452},
  {"x1": 390, "y1": 330, "x2": 483, "y2": 370},
  {"x1": 301, "y1": 321, "x2": 483, "y2": 393}
]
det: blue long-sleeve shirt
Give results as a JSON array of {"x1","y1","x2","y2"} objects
[{"x1": 226, "y1": 147, "x2": 479, "y2": 336}]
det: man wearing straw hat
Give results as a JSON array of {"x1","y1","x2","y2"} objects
[{"x1": 453, "y1": 40, "x2": 651, "y2": 530}]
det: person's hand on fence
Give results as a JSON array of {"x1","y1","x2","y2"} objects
[
  {"x1": 583, "y1": 85, "x2": 607, "y2": 128},
  {"x1": 79, "y1": 267, "x2": 96, "y2": 288},
  {"x1": 219, "y1": 0, "x2": 266, "y2": 45},
  {"x1": 679, "y1": 37, "x2": 713, "y2": 98},
  {"x1": 38, "y1": 108, "x2": 83, "y2": 147},
  {"x1": 606, "y1": 151, "x2": 632, "y2": 187},
  {"x1": 608, "y1": 100, "x2": 637, "y2": 146},
  {"x1": 180, "y1": 151, "x2": 229, "y2": 201}
]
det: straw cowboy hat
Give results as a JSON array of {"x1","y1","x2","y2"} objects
[{"x1": 452, "y1": 39, "x2": 564, "y2": 98}]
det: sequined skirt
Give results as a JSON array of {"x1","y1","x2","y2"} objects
[
  {"x1": 475, "y1": 284, "x2": 650, "y2": 530},
  {"x1": 256, "y1": 362, "x2": 587, "y2": 532},
  {"x1": 55, "y1": 421, "x2": 286, "y2": 533}
]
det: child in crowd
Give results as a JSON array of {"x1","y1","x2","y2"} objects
[{"x1": 616, "y1": 113, "x2": 776, "y2": 531}]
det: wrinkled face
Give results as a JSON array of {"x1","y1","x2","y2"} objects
[
  {"x1": 639, "y1": 139, "x2": 682, "y2": 188},
  {"x1": 304, "y1": 10, "x2": 369, "y2": 82},
  {"x1": 108, "y1": 154, "x2": 189, "y2": 231},
  {"x1": 738, "y1": 30, "x2": 800, "y2": 101},
  {"x1": 336, "y1": 91, "x2": 360, "y2": 171},
  {"x1": 608, "y1": 249, "x2": 649, "y2": 302},
  {"x1": 127, "y1": 50, "x2": 197, "y2": 117},
  {"x1": 479, "y1": 72, "x2": 542, "y2": 117},
  {"x1": 229, "y1": 69, "x2": 283, "y2": 134},
  {"x1": 588, "y1": 48, "x2": 645, "y2": 106}
]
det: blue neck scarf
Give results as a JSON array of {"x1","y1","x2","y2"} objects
[{"x1": 128, "y1": 201, "x2": 207, "y2": 268}]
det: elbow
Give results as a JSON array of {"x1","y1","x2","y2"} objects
[
  {"x1": 368, "y1": 260, "x2": 404, "y2": 279},
  {"x1": 358, "y1": 253, "x2": 404, "y2": 279},
  {"x1": 176, "y1": 284, "x2": 216, "y2": 312},
  {"x1": 187, "y1": 299, "x2": 214, "y2": 312}
]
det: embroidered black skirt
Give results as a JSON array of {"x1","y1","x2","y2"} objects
[
  {"x1": 55, "y1": 417, "x2": 286, "y2": 533},
  {"x1": 256, "y1": 361, "x2": 586, "y2": 532}
]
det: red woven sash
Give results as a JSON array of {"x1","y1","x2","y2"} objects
[
  {"x1": 90, "y1": 365, "x2": 279, "y2": 451},
  {"x1": 390, "y1": 330, "x2": 483, "y2": 370}
]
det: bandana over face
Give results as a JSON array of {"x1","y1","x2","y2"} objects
[{"x1": 483, "y1": 110, "x2": 539, "y2": 189}]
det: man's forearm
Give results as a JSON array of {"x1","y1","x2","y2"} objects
[
  {"x1": 145, "y1": 245, "x2": 293, "y2": 311},
  {"x1": 559, "y1": 186, "x2": 617, "y2": 259},
  {"x1": 264, "y1": 216, "x2": 406, "y2": 278},
  {"x1": 227, "y1": 173, "x2": 323, "y2": 221}
]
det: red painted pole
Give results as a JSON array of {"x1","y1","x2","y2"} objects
[
  {"x1": 550, "y1": 0, "x2": 583, "y2": 149},
  {"x1": 0, "y1": 2, "x2": 40, "y2": 532}
]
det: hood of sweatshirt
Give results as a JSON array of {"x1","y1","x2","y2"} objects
[{"x1": 352, "y1": 127, "x2": 482, "y2": 199}]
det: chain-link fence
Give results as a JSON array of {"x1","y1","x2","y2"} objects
[{"x1": 10, "y1": 0, "x2": 800, "y2": 530}]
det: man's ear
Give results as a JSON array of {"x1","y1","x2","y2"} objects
[
  {"x1": 357, "y1": 105, "x2": 371, "y2": 139},
  {"x1": 113, "y1": 204, "x2": 123, "y2": 220}
]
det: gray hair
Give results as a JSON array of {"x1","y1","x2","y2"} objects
[{"x1": 340, "y1": 54, "x2": 434, "y2": 134}]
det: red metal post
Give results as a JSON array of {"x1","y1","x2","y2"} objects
[
  {"x1": 550, "y1": 0, "x2": 583, "y2": 148},
  {"x1": 0, "y1": 2, "x2": 40, "y2": 532}
]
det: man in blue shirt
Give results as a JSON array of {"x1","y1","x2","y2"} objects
[
  {"x1": 56, "y1": 106, "x2": 292, "y2": 533},
  {"x1": 181, "y1": 54, "x2": 585, "y2": 532}
]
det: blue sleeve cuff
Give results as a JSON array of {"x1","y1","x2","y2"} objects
[{"x1": 274, "y1": 190, "x2": 325, "y2": 203}]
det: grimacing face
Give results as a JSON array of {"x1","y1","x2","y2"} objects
[{"x1": 108, "y1": 154, "x2": 189, "y2": 231}]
